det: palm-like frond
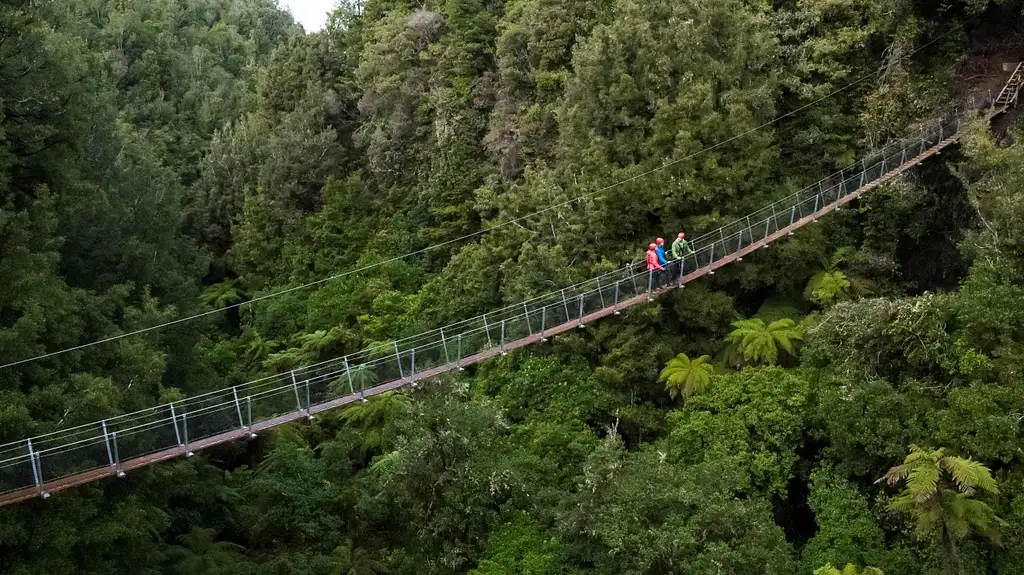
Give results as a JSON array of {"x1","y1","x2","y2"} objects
[
  {"x1": 804, "y1": 247, "x2": 859, "y2": 306},
  {"x1": 370, "y1": 449, "x2": 403, "y2": 477},
  {"x1": 805, "y1": 269, "x2": 850, "y2": 304},
  {"x1": 328, "y1": 543, "x2": 386, "y2": 575},
  {"x1": 297, "y1": 328, "x2": 344, "y2": 361},
  {"x1": 906, "y1": 464, "x2": 940, "y2": 500},
  {"x1": 942, "y1": 455, "x2": 998, "y2": 495},
  {"x1": 340, "y1": 391, "x2": 410, "y2": 430},
  {"x1": 262, "y1": 347, "x2": 304, "y2": 372},
  {"x1": 881, "y1": 444, "x2": 1004, "y2": 557},
  {"x1": 659, "y1": 353, "x2": 715, "y2": 400},
  {"x1": 244, "y1": 331, "x2": 280, "y2": 365},
  {"x1": 165, "y1": 527, "x2": 247, "y2": 575},
  {"x1": 725, "y1": 318, "x2": 804, "y2": 366},
  {"x1": 350, "y1": 364, "x2": 378, "y2": 390},
  {"x1": 200, "y1": 279, "x2": 247, "y2": 309}
]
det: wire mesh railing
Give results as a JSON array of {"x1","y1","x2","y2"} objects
[{"x1": 0, "y1": 115, "x2": 960, "y2": 502}]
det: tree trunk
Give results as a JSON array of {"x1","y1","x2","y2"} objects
[{"x1": 941, "y1": 526, "x2": 962, "y2": 575}]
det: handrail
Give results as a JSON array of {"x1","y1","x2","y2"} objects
[{"x1": 0, "y1": 116, "x2": 961, "y2": 505}]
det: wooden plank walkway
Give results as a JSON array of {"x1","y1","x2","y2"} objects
[{"x1": 0, "y1": 136, "x2": 959, "y2": 508}]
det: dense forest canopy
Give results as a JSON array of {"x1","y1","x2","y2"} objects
[{"x1": 2, "y1": 0, "x2": 1024, "y2": 573}]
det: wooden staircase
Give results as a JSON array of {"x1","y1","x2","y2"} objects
[{"x1": 995, "y1": 62, "x2": 1024, "y2": 109}]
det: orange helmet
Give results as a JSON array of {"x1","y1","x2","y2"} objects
[
  {"x1": 678, "y1": 232, "x2": 685, "y2": 239},
  {"x1": 649, "y1": 243, "x2": 657, "y2": 250},
  {"x1": 656, "y1": 238, "x2": 665, "y2": 245}
]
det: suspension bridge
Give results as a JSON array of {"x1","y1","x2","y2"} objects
[{"x1": 0, "y1": 66, "x2": 1020, "y2": 507}]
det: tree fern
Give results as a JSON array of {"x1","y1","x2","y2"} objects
[
  {"x1": 804, "y1": 247, "x2": 867, "y2": 306},
  {"x1": 199, "y1": 279, "x2": 246, "y2": 309},
  {"x1": 243, "y1": 331, "x2": 280, "y2": 366},
  {"x1": 340, "y1": 391, "x2": 411, "y2": 431},
  {"x1": 725, "y1": 318, "x2": 804, "y2": 366},
  {"x1": 879, "y1": 445, "x2": 1004, "y2": 574},
  {"x1": 658, "y1": 353, "x2": 715, "y2": 400}
]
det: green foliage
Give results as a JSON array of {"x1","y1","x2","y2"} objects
[
  {"x1": 806, "y1": 268, "x2": 852, "y2": 307},
  {"x1": 814, "y1": 565, "x2": 885, "y2": 575},
  {"x1": 803, "y1": 465, "x2": 889, "y2": 572},
  {"x1": 468, "y1": 513, "x2": 562, "y2": 575},
  {"x1": 326, "y1": 544, "x2": 386, "y2": 575},
  {"x1": 658, "y1": 352, "x2": 715, "y2": 401},
  {"x1": 881, "y1": 445, "x2": 1004, "y2": 573},
  {"x1": 4, "y1": 0, "x2": 1024, "y2": 574},
  {"x1": 669, "y1": 367, "x2": 810, "y2": 496},
  {"x1": 200, "y1": 279, "x2": 246, "y2": 309},
  {"x1": 163, "y1": 527, "x2": 249, "y2": 575},
  {"x1": 726, "y1": 317, "x2": 805, "y2": 366},
  {"x1": 561, "y1": 434, "x2": 796, "y2": 573}
]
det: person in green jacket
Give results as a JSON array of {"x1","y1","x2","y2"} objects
[{"x1": 671, "y1": 232, "x2": 692, "y2": 260}]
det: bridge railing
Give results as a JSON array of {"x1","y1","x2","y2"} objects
[{"x1": 0, "y1": 116, "x2": 958, "y2": 500}]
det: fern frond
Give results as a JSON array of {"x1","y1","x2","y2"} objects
[
  {"x1": 944, "y1": 456, "x2": 998, "y2": 495},
  {"x1": 906, "y1": 464, "x2": 940, "y2": 499}
]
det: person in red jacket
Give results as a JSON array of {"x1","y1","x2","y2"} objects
[
  {"x1": 646, "y1": 242, "x2": 666, "y2": 291},
  {"x1": 646, "y1": 243, "x2": 665, "y2": 272}
]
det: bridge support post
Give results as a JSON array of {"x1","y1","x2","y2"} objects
[
  {"x1": 561, "y1": 290, "x2": 571, "y2": 321},
  {"x1": 344, "y1": 357, "x2": 356, "y2": 398},
  {"x1": 613, "y1": 282, "x2": 621, "y2": 316},
  {"x1": 707, "y1": 245, "x2": 716, "y2": 275},
  {"x1": 169, "y1": 402, "x2": 183, "y2": 447},
  {"x1": 812, "y1": 194, "x2": 820, "y2": 222},
  {"x1": 788, "y1": 205, "x2": 796, "y2": 235},
  {"x1": 523, "y1": 303, "x2": 533, "y2": 335},
  {"x1": 410, "y1": 348, "x2": 417, "y2": 387},
  {"x1": 483, "y1": 316, "x2": 492, "y2": 346},
  {"x1": 394, "y1": 342, "x2": 404, "y2": 380},
  {"x1": 440, "y1": 328, "x2": 451, "y2": 363},
  {"x1": 306, "y1": 378, "x2": 314, "y2": 415},
  {"x1": 500, "y1": 320, "x2": 506, "y2": 355},
  {"x1": 596, "y1": 279, "x2": 606, "y2": 308},
  {"x1": 102, "y1": 420, "x2": 114, "y2": 469},
  {"x1": 27, "y1": 439, "x2": 47, "y2": 499},
  {"x1": 763, "y1": 218, "x2": 770, "y2": 248},
  {"x1": 291, "y1": 371, "x2": 304, "y2": 413},
  {"x1": 111, "y1": 431, "x2": 124, "y2": 477},
  {"x1": 232, "y1": 386, "x2": 245, "y2": 429},
  {"x1": 246, "y1": 396, "x2": 256, "y2": 438},
  {"x1": 181, "y1": 413, "x2": 193, "y2": 457},
  {"x1": 578, "y1": 294, "x2": 585, "y2": 328},
  {"x1": 456, "y1": 334, "x2": 463, "y2": 371},
  {"x1": 541, "y1": 306, "x2": 548, "y2": 340}
]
